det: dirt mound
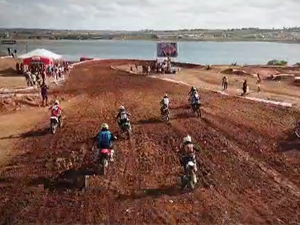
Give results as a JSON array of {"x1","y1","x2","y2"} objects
[
  {"x1": 0, "y1": 95, "x2": 42, "y2": 114},
  {"x1": 0, "y1": 58, "x2": 21, "y2": 73},
  {"x1": 293, "y1": 77, "x2": 300, "y2": 86},
  {"x1": 267, "y1": 73, "x2": 295, "y2": 81},
  {"x1": 241, "y1": 66, "x2": 280, "y2": 79},
  {"x1": 221, "y1": 68, "x2": 252, "y2": 76},
  {"x1": 0, "y1": 59, "x2": 299, "y2": 224}
]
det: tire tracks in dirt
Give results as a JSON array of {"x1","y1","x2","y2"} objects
[{"x1": 1, "y1": 60, "x2": 300, "y2": 224}]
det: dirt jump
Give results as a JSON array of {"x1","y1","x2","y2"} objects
[{"x1": 0, "y1": 60, "x2": 299, "y2": 225}]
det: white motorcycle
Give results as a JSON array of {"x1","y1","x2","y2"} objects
[
  {"x1": 120, "y1": 120, "x2": 132, "y2": 139},
  {"x1": 161, "y1": 106, "x2": 170, "y2": 122},
  {"x1": 181, "y1": 158, "x2": 198, "y2": 190},
  {"x1": 50, "y1": 116, "x2": 62, "y2": 134}
]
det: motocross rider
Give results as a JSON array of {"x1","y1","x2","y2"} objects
[
  {"x1": 50, "y1": 100, "x2": 62, "y2": 125},
  {"x1": 178, "y1": 135, "x2": 200, "y2": 177},
  {"x1": 188, "y1": 86, "x2": 198, "y2": 96},
  {"x1": 96, "y1": 123, "x2": 117, "y2": 161},
  {"x1": 160, "y1": 93, "x2": 169, "y2": 114},
  {"x1": 116, "y1": 106, "x2": 131, "y2": 129},
  {"x1": 190, "y1": 91, "x2": 200, "y2": 110}
]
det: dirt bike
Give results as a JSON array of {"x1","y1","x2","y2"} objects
[
  {"x1": 50, "y1": 116, "x2": 62, "y2": 134},
  {"x1": 295, "y1": 121, "x2": 300, "y2": 138},
  {"x1": 191, "y1": 103, "x2": 201, "y2": 118},
  {"x1": 161, "y1": 107, "x2": 170, "y2": 122},
  {"x1": 181, "y1": 160, "x2": 198, "y2": 190},
  {"x1": 120, "y1": 120, "x2": 132, "y2": 138},
  {"x1": 97, "y1": 148, "x2": 114, "y2": 176}
]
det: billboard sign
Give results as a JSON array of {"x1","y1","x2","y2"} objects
[{"x1": 157, "y1": 42, "x2": 178, "y2": 58}]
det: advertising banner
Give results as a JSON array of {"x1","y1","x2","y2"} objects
[{"x1": 157, "y1": 42, "x2": 178, "y2": 58}]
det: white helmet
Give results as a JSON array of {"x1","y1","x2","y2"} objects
[
  {"x1": 101, "y1": 123, "x2": 109, "y2": 130},
  {"x1": 183, "y1": 135, "x2": 192, "y2": 143},
  {"x1": 54, "y1": 100, "x2": 59, "y2": 105},
  {"x1": 164, "y1": 93, "x2": 168, "y2": 97},
  {"x1": 119, "y1": 105, "x2": 125, "y2": 110}
]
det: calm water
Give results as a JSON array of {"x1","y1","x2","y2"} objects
[{"x1": 1, "y1": 40, "x2": 300, "y2": 65}]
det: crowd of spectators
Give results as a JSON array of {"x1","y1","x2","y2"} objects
[{"x1": 16, "y1": 61, "x2": 70, "y2": 87}]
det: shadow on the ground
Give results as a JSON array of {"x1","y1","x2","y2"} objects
[
  {"x1": 0, "y1": 127, "x2": 50, "y2": 140},
  {"x1": 0, "y1": 68, "x2": 22, "y2": 77},
  {"x1": 116, "y1": 184, "x2": 185, "y2": 201},
  {"x1": 170, "y1": 105, "x2": 190, "y2": 110},
  {"x1": 134, "y1": 117, "x2": 162, "y2": 125},
  {"x1": 29, "y1": 166, "x2": 97, "y2": 192},
  {"x1": 174, "y1": 112, "x2": 192, "y2": 120},
  {"x1": 277, "y1": 130, "x2": 300, "y2": 153}
]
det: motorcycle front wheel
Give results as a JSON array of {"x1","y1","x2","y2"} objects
[{"x1": 188, "y1": 172, "x2": 197, "y2": 190}]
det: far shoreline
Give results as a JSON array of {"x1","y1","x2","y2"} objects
[{"x1": 2, "y1": 38, "x2": 300, "y2": 45}]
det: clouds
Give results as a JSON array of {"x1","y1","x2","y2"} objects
[{"x1": 0, "y1": 0, "x2": 300, "y2": 30}]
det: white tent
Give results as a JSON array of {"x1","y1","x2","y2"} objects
[{"x1": 19, "y1": 48, "x2": 62, "y2": 60}]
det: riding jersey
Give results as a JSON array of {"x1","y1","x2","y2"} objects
[
  {"x1": 191, "y1": 93, "x2": 200, "y2": 105},
  {"x1": 97, "y1": 130, "x2": 112, "y2": 149},
  {"x1": 161, "y1": 97, "x2": 169, "y2": 107},
  {"x1": 51, "y1": 105, "x2": 61, "y2": 117}
]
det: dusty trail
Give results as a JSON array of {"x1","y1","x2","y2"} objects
[{"x1": 0, "y1": 60, "x2": 299, "y2": 225}]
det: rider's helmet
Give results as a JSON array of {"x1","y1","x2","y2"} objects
[
  {"x1": 119, "y1": 105, "x2": 125, "y2": 111},
  {"x1": 164, "y1": 93, "x2": 168, "y2": 98},
  {"x1": 54, "y1": 100, "x2": 59, "y2": 105},
  {"x1": 101, "y1": 123, "x2": 109, "y2": 130},
  {"x1": 183, "y1": 135, "x2": 192, "y2": 144},
  {"x1": 192, "y1": 86, "x2": 196, "y2": 91}
]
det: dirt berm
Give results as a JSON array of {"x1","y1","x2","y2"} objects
[{"x1": 0, "y1": 60, "x2": 299, "y2": 225}]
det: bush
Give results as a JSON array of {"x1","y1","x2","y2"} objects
[
  {"x1": 295, "y1": 62, "x2": 300, "y2": 66},
  {"x1": 267, "y1": 59, "x2": 288, "y2": 66}
]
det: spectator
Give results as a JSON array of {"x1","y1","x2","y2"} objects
[
  {"x1": 42, "y1": 70, "x2": 46, "y2": 83},
  {"x1": 222, "y1": 76, "x2": 228, "y2": 90},
  {"x1": 24, "y1": 70, "x2": 32, "y2": 86},
  {"x1": 256, "y1": 74, "x2": 261, "y2": 92},
  {"x1": 20, "y1": 63, "x2": 24, "y2": 74},
  {"x1": 16, "y1": 62, "x2": 20, "y2": 74},
  {"x1": 242, "y1": 79, "x2": 248, "y2": 96},
  {"x1": 40, "y1": 82, "x2": 49, "y2": 106}
]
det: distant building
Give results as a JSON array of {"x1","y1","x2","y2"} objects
[{"x1": 0, "y1": 32, "x2": 9, "y2": 38}]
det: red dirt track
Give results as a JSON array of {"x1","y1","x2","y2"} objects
[{"x1": 1, "y1": 60, "x2": 300, "y2": 225}]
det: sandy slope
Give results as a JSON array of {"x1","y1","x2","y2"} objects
[
  {"x1": 118, "y1": 64, "x2": 300, "y2": 109},
  {"x1": 0, "y1": 60, "x2": 299, "y2": 225}
]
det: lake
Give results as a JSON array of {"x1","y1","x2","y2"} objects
[{"x1": 1, "y1": 40, "x2": 300, "y2": 65}]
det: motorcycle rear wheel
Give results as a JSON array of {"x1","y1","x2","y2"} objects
[
  {"x1": 295, "y1": 128, "x2": 300, "y2": 138},
  {"x1": 100, "y1": 159, "x2": 108, "y2": 176},
  {"x1": 50, "y1": 122, "x2": 57, "y2": 134}
]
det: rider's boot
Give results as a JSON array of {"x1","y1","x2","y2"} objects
[
  {"x1": 194, "y1": 162, "x2": 198, "y2": 172},
  {"x1": 193, "y1": 174, "x2": 198, "y2": 184},
  {"x1": 110, "y1": 150, "x2": 115, "y2": 162}
]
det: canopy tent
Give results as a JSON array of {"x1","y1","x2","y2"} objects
[{"x1": 19, "y1": 48, "x2": 62, "y2": 65}]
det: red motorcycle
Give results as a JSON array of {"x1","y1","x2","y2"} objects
[{"x1": 98, "y1": 148, "x2": 113, "y2": 176}]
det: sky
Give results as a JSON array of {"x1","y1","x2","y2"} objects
[{"x1": 0, "y1": 0, "x2": 300, "y2": 30}]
